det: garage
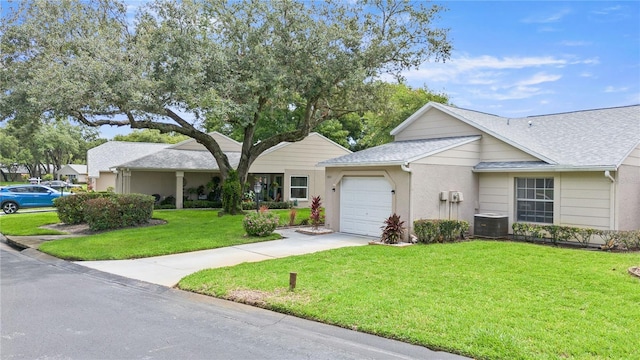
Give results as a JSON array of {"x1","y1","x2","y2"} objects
[{"x1": 340, "y1": 177, "x2": 393, "y2": 237}]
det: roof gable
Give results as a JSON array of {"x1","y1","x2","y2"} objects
[
  {"x1": 392, "y1": 102, "x2": 640, "y2": 168},
  {"x1": 58, "y1": 164, "x2": 87, "y2": 174}
]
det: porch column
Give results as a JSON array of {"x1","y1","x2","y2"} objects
[
  {"x1": 118, "y1": 169, "x2": 131, "y2": 194},
  {"x1": 176, "y1": 171, "x2": 184, "y2": 209}
]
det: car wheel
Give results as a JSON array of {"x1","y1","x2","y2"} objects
[{"x1": 2, "y1": 201, "x2": 18, "y2": 214}]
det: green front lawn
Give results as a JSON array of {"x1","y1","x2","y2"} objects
[
  {"x1": 38, "y1": 210, "x2": 286, "y2": 260},
  {"x1": 0, "y1": 212, "x2": 64, "y2": 235},
  {"x1": 179, "y1": 241, "x2": 640, "y2": 360}
]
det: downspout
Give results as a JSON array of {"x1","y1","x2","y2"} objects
[
  {"x1": 401, "y1": 162, "x2": 412, "y2": 241},
  {"x1": 604, "y1": 171, "x2": 616, "y2": 230},
  {"x1": 604, "y1": 170, "x2": 615, "y2": 183}
]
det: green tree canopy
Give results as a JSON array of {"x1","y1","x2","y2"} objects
[
  {"x1": 356, "y1": 83, "x2": 450, "y2": 150},
  {"x1": 0, "y1": 119, "x2": 100, "y2": 178},
  {"x1": 113, "y1": 129, "x2": 188, "y2": 144},
  {"x1": 1, "y1": 0, "x2": 451, "y2": 212}
]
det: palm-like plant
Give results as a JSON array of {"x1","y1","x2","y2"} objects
[{"x1": 381, "y1": 213, "x2": 405, "y2": 244}]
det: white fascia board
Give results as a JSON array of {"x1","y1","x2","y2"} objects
[
  {"x1": 321, "y1": 161, "x2": 405, "y2": 168},
  {"x1": 473, "y1": 165, "x2": 618, "y2": 173}
]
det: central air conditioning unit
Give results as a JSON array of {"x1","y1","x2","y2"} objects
[{"x1": 474, "y1": 214, "x2": 509, "y2": 238}]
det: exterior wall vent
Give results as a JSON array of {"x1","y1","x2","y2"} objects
[{"x1": 474, "y1": 214, "x2": 509, "y2": 238}]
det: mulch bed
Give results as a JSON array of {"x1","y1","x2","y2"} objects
[{"x1": 41, "y1": 219, "x2": 167, "y2": 235}]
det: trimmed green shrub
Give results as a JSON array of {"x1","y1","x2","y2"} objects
[
  {"x1": 184, "y1": 200, "x2": 222, "y2": 209},
  {"x1": 83, "y1": 197, "x2": 120, "y2": 231},
  {"x1": 154, "y1": 204, "x2": 176, "y2": 210},
  {"x1": 413, "y1": 219, "x2": 469, "y2": 243},
  {"x1": 241, "y1": 201, "x2": 292, "y2": 210},
  {"x1": 242, "y1": 210, "x2": 280, "y2": 237},
  {"x1": 413, "y1": 219, "x2": 440, "y2": 243},
  {"x1": 511, "y1": 223, "x2": 640, "y2": 251},
  {"x1": 54, "y1": 192, "x2": 115, "y2": 224},
  {"x1": 83, "y1": 194, "x2": 154, "y2": 231}
]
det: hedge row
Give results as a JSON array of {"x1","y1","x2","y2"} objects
[
  {"x1": 54, "y1": 193, "x2": 154, "y2": 231},
  {"x1": 241, "y1": 201, "x2": 294, "y2": 210},
  {"x1": 512, "y1": 223, "x2": 640, "y2": 250},
  {"x1": 54, "y1": 192, "x2": 117, "y2": 224},
  {"x1": 153, "y1": 200, "x2": 294, "y2": 210},
  {"x1": 413, "y1": 219, "x2": 470, "y2": 243}
]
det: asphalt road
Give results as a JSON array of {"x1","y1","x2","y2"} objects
[{"x1": 1, "y1": 245, "x2": 468, "y2": 360}]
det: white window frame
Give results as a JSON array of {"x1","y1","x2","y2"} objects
[
  {"x1": 515, "y1": 177, "x2": 554, "y2": 224},
  {"x1": 289, "y1": 175, "x2": 308, "y2": 201}
]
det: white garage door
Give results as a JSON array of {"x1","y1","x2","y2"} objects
[{"x1": 340, "y1": 177, "x2": 393, "y2": 237}]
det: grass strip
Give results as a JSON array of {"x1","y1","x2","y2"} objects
[
  {"x1": 0, "y1": 212, "x2": 64, "y2": 235},
  {"x1": 38, "y1": 210, "x2": 283, "y2": 260}
]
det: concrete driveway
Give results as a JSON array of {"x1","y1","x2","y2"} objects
[{"x1": 76, "y1": 228, "x2": 373, "y2": 286}]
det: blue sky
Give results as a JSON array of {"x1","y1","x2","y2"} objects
[{"x1": 405, "y1": 1, "x2": 640, "y2": 117}]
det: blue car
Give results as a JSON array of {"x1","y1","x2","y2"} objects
[{"x1": 0, "y1": 185, "x2": 71, "y2": 214}]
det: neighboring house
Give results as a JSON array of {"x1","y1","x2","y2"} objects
[
  {"x1": 108, "y1": 132, "x2": 350, "y2": 209},
  {"x1": 87, "y1": 141, "x2": 171, "y2": 191},
  {"x1": 56, "y1": 164, "x2": 88, "y2": 183},
  {"x1": 0, "y1": 165, "x2": 30, "y2": 182},
  {"x1": 319, "y1": 102, "x2": 640, "y2": 241}
]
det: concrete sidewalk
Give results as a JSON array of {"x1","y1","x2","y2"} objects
[{"x1": 76, "y1": 229, "x2": 373, "y2": 287}]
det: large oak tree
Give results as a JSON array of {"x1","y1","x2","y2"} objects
[{"x1": 1, "y1": 0, "x2": 451, "y2": 213}]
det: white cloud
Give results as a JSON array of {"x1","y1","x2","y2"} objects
[
  {"x1": 592, "y1": 5, "x2": 622, "y2": 15},
  {"x1": 516, "y1": 72, "x2": 562, "y2": 86},
  {"x1": 604, "y1": 86, "x2": 629, "y2": 93},
  {"x1": 403, "y1": 55, "x2": 570, "y2": 83},
  {"x1": 559, "y1": 40, "x2": 591, "y2": 47},
  {"x1": 521, "y1": 9, "x2": 571, "y2": 24},
  {"x1": 470, "y1": 85, "x2": 552, "y2": 101},
  {"x1": 453, "y1": 55, "x2": 568, "y2": 70}
]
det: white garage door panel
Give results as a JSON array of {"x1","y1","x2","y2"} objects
[{"x1": 340, "y1": 177, "x2": 392, "y2": 237}]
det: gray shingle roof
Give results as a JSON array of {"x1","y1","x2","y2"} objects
[
  {"x1": 431, "y1": 103, "x2": 640, "y2": 168},
  {"x1": 117, "y1": 149, "x2": 241, "y2": 171},
  {"x1": 318, "y1": 136, "x2": 481, "y2": 166},
  {"x1": 474, "y1": 161, "x2": 556, "y2": 171},
  {"x1": 64, "y1": 164, "x2": 87, "y2": 174},
  {"x1": 87, "y1": 142, "x2": 170, "y2": 177}
]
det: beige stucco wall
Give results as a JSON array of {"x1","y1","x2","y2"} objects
[
  {"x1": 394, "y1": 108, "x2": 480, "y2": 141},
  {"x1": 409, "y1": 163, "x2": 479, "y2": 233},
  {"x1": 94, "y1": 172, "x2": 116, "y2": 192},
  {"x1": 324, "y1": 166, "x2": 410, "y2": 236},
  {"x1": 616, "y1": 164, "x2": 640, "y2": 230}
]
